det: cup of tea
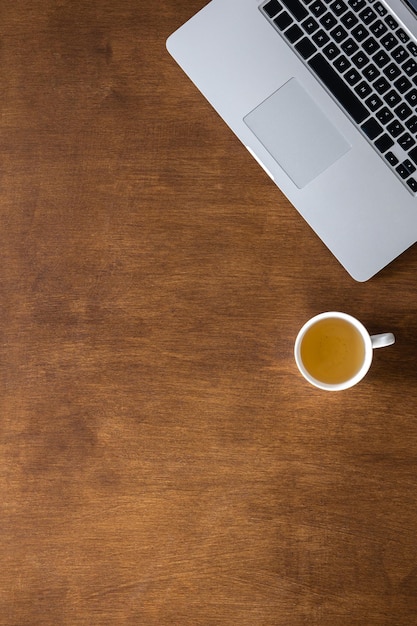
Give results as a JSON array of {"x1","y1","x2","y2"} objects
[{"x1": 294, "y1": 312, "x2": 395, "y2": 391}]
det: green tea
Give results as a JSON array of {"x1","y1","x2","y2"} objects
[{"x1": 300, "y1": 317, "x2": 365, "y2": 385}]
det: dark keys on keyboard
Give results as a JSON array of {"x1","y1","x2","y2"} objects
[
  {"x1": 383, "y1": 63, "x2": 401, "y2": 81},
  {"x1": 295, "y1": 37, "x2": 317, "y2": 58},
  {"x1": 341, "y1": 11, "x2": 358, "y2": 28},
  {"x1": 342, "y1": 38, "x2": 359, "y2": 55},
  {"x1": 285, "y1": 23, "x2": 304, "y2": 42},
  {"x1": 302, "y1": 16, "x2": 319, "y2": 34},
  {"x1": 395, "y1": 103, "x2": 412, "y2": 120},
  {"x1": 406, "y1": 116, "x2": 417, "y2": 133},
  {"x1": 362, "y1": 117, "x2": 383, "y2": 139},
  {"x1": 280, "y1": 0, "x2": 308, "y2": 20},
  {"x1": 385, "y1": 14, "x2": 399, "y2": 30},
  {"x1": 381, "y1": 33, "x2": 398, "y2": 51},
  {"x1": 387, "y1": 120, "x2": 404, "y2": 137},
  {"x1": 330, "y1": 25, "x2": 348, "y2": 42},
  {"x1": 405, "y1": 89, "x2": 417, "y2": 105},
  {"x1": 312, "y1": 29, "x2": 330, "y2": 46},
  {"x1": 374, "y1": 2, "x2": 387, "y2": 17},
  {"x1": 363, "y1": 37, "x2": 379, "y2": 55},
  {"x1": 351, "y1": 25, "x2": 368, "y2": 42},
  {"x1": 359, "y1": 7, "x2": 377, "y2": 24},
  {"x1": 310, "y1": 0, "x2": 326, "y2": 17},
  {"x1": 370, "y1": 20, "x2": 388, "y2": 38},
  {"x1": 320, "y1": 12, "x2": 337, "y2": 29},
  {"x1": 394, "y1": 75, "x2": 411, "y2": 93},
  {"x1": 308, "y1": 53, "x2": 369, "y2": 123},
  {"x1": 363, "y1": 63, "x2": 380, "y2": 81},
  {"x1": 263, "y1": 0, "x2": 282, "y2": 17},
  {"x1": 366, "y1": 93, "x2": 383, "y2": 111},
  {"x1": 403, "y1": 59, "x2": 417, "y2": 77},
  {"x1": 348, "y1": 0, "x2": 366, "y2": 11},
  {"x1": 330, "y1": 0, "x2": 348, "y2": 16},
  {"x1": 274, "y1": 11, "x2": 293, "y2": 29},
  {"x1": 373, "y1": 50, "x2": 390, "y2": 67},
  {"x1": 323, "y1": 42, "x2": 340, "y2": 59},
  {"x1": 376, "y1": 106, "x2": 393, "y2": 124},
  {"x1": 375, "y1": 133, "x2": 394, "y2": 152}
]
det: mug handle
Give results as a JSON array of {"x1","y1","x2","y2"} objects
[{"x1": 371, "y1": 333, "x2": 395, "y2": 349}]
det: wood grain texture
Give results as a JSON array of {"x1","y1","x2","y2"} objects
[{"x1": 1, "y1": 1, "x2": 417, "y2": 624}]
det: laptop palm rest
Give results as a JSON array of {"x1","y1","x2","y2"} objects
[{"x1": 244, "y1": 78, "x2": 351, "y2": 188}]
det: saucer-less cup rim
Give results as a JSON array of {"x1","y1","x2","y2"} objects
[{"x1": 294, "y1": 312, "x2": 375, "y2": 391}]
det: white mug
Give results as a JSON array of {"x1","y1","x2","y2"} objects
[{"x1": 294, "y1": 312, "x2": 395, "y2": 391}]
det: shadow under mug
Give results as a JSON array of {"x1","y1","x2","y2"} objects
[{"x1": 294, "y1": 312, "x2": 395, "y2": 391}]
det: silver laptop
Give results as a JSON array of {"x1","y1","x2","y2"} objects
[{"x1": 166, "y1": 0, "x2": 417, "y2": 281}]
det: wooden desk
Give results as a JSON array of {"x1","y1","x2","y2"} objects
[{"x1": 2, "y1": 1, "x2": 417, "y2": 624}]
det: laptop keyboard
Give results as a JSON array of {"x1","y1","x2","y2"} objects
[{"x1": 261, "y1": 0, "x2": 417, "y2": 194}]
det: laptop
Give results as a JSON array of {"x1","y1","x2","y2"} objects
[{"x1": 166, "y1": 0, "x2": 417, "y2": 281}]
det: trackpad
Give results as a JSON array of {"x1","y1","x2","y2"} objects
[{"x1": 244, "y1": 78, "x2": 351, "y2": 188}]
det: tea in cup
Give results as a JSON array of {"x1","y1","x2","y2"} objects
[{"x1": 294, "y1": 312, "x2": 395, "y2": 391}]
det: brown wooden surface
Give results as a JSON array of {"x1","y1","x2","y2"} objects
[{"x1": 2, "y1": 1, "x2": 417, "y2": 624}]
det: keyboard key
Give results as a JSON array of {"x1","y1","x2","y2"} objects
[
  {"x1": 274, "y1": 11, "x2": 293, "y2": 29},
  {"x1": 285, "y1": 23, "x2": 304, "y2": 42},
  {"x1": 383, "y1": 63, "x2": 401, "y2": 81},
  {"x1": 403, "y1": 58, "x2": 417, "y2": 77},
  {"x1": 387, "y1": 120, "x2": 404, "y2": 137},
  {"x1": 405, "y1": 115, "x2": 417, "y2": 133},
  {"x1": 394, "y1": 102, "x2": 412, "y2": 120},
  {"x1": 376, "y1": 106, "x2": 393, "y2": 124},
  {"x1": 374, "y1": 1, "x2": 387, "y2": 16},
  {"x1": 323, "y1": 42, "x2": 340, "y2": 59},
  {"x1": 312, "y1": 29, "x2": 330, "y2": 46},
  {"x1": 374, "y1": 77, "x2": 390, "y2": 94},
  {"x1": 375, "y1": 133, "x2": 394, "y2": 152},
  {"x1": 407, "y1": 42, "x2": 417, "y2": 57},
  {"x1": 355, "y1": 81, "x2": 372, "y2": 98},
  {"x1": 361, "y1": 117, "x2": 383, "y2": 139},
  {"x1": 398, "y1": 132, "x2": 415, "y2": 150},
  {"x1": 334, "y1": 54, "x2": 351, "y2": 71},
  {"x1": 381, "y1": 33, "x2": 398, "y2": 51},
  {"x1": 310, "y1": 0, "x2": 326, "y2": 17},
  {"x1": 348, "y1": 0, "x2": 366, "y2": 11},
  {"x1": 365, "y1": 93, "x2": 383, "y2": 111},
  {"x1": 370, "y1": 20, "x2": 388, "y2": 38},
  {"x1": 394, "y1": 75, "x2": 411, "y2": 93},
  {"x1": 330, "y1": 25, "x2": 348, "y2": 42},
  {"x1": 405, "y1": 88, "x2": 417, "y2": 106},
  {"x1": 281, "y1": 0, "x2": 308, "y2": 20},
  {"x1": 329, "y1": 0, "x2": 348, "y2": 16},
  {"x1": 342, "y1": 38, "x2": 359, "y2": 56},
  {"x1": 351, "y1": 25, "x2": 369, "y2": 42},
  {"x1": 302, "y1": 16, "x2": 320, "y2": 33},
  {"x1": 308, "y1": 53, "x2": 369, "y2": 122},
  {"x1": 373, "y1": 50, "x2": 390, "y2": 68},
  {"x1": 383, "y1": 89, "x2": 401, "y2": 107},
  {"x1": 397, "y1": 29, "x2": 410, "y2": 44},
  {"x1": 396, "y1": 163, "x2": 410, "y2": 178},
  {"x1": 403, "y1": 159, "x2": 416, "y2": 174},
  {"x1": 320, "y1": 12, "x2": 337, "y2": 29},
  {"x1": 352, "y1": 51, "x2": 369, "y2": 68},
  {"x1": 341, "y1": 11, "x2": 358, "y2": 28},
  {"x1": 345, "y1": 68, "x2": 361, "y2": 84},
  {"x1": 408, "y1": 146, "x2": 417, "y2": 164},
  {"x1": 359, "y1": 7, "x2": 377, "y2": 25},
  {"x1": 363, "y1": 63, "x2": 380, "y2": 81},
  {"x1": 385, "y1": 151, "x2": 399, "y2": 165},
  {"x1": 263, "y1": 0, "x2": 282, "y2": 17},
  {"x1": 406, "y1": 177, "x2": 417, "y2": 192},
  {"x1": 392, "y1": 46, "x2": 408, "y2": 64},
  {"x1": 385, "y1": 15, "x2": 399, "y2": 30},
  {"x1": 363, "y1": 37, "x2": 379, "y2": 55},
  {"x1": 295, "y1": 37, "x2": 317, "y2": 59}
]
